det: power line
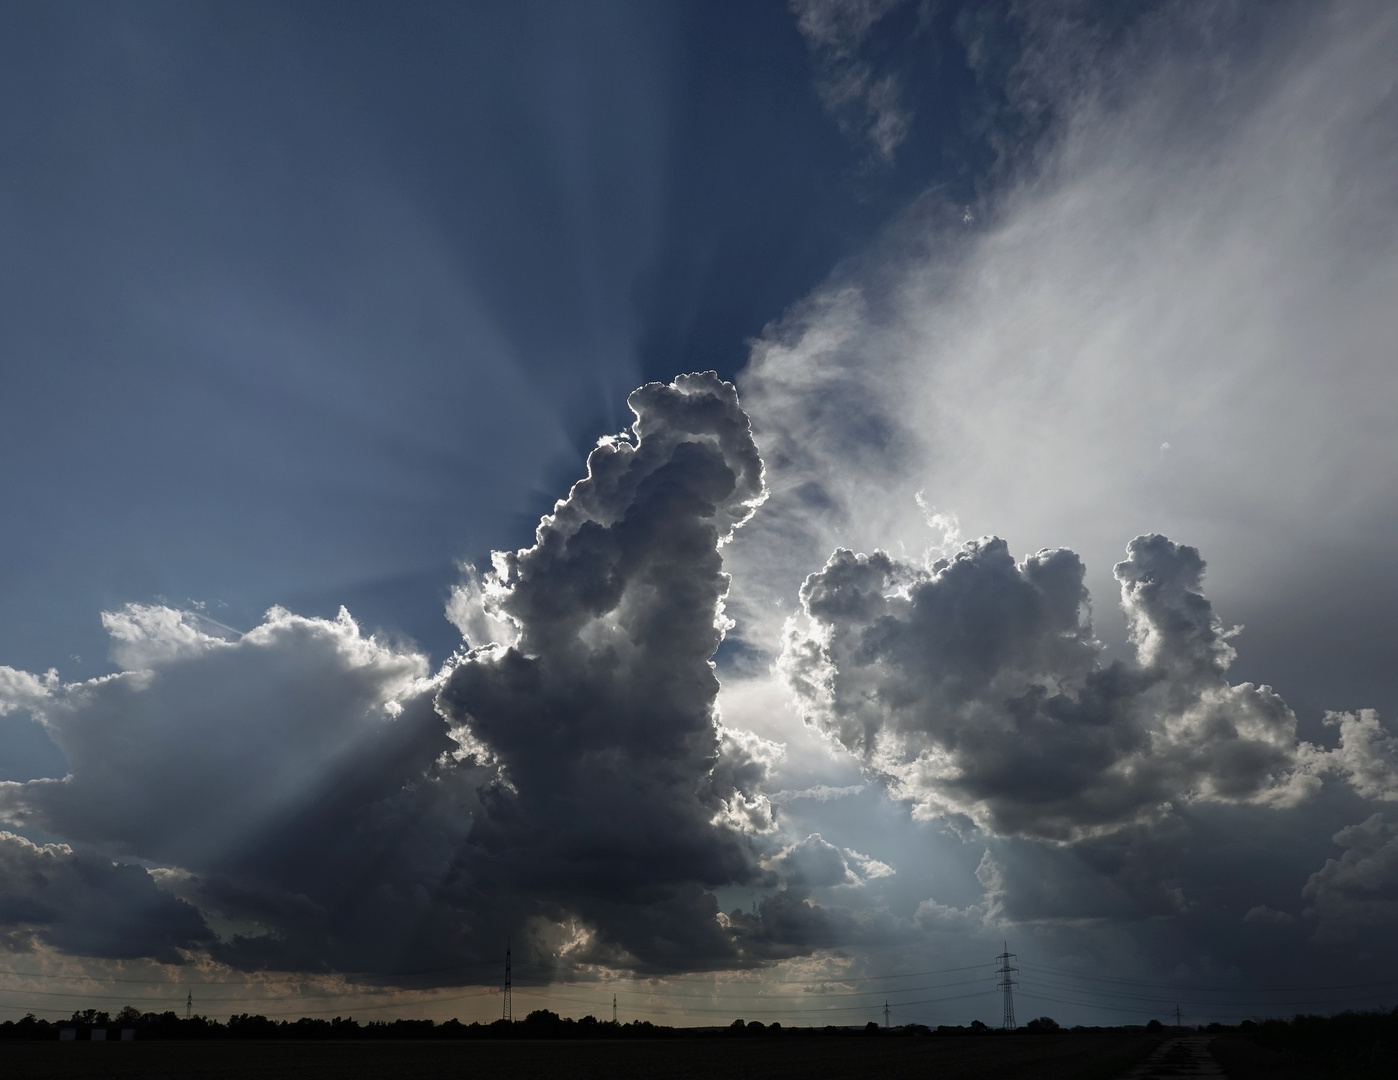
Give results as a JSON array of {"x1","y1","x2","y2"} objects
[
  {"x1": 0, "y1": 960, "x2": 501, "y2": 986},
  {"x1": 580, "y1": 976, "x2": 994, "y2": 1001},
  {"x1": 0, "y1": 973, "x2": 990, "y2": 1016},
  {"x1": 1016, "y1": 961, "x2": 1398, "y2": 994},
  {"x1": 8, "y1": 951, "x2": 1393, "y2": 999},
  {"x1": 0, "y1": 985, "x2": 497, "y2": 1011},
  {"x1": 0, "y1": 981, "x2": 488, "y2": 1005},
  {"x1": 1013, "y1": 985, "x2": 1398, "y2": 1019},
  {"x1": 6, "y1": 963, "x2": 1389, "y2": 1020},
  {"x1": 0, "y1": 958, "x2": 994, "y2": 990},
  {"x1": 503, "y1": 986, "x2": 999, "y2": 1019},
  {"x1": 16, "y1": 944, "x2": 1394, "y2": 1028},
  {"x1": 510, "y1": 959, "x2": 995, "y2": 984},
  {"x1": 1018, "y1": 973, "x2": 1398, "y2": 1011}
]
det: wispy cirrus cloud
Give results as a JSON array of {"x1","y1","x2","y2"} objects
[{"x1": 790, "y1": 0, "x2": 912, "y2": 160}]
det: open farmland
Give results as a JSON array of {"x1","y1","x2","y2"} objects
[{"x1": 2, "y1": 1033, "x2": 1160, "y2": 1080}]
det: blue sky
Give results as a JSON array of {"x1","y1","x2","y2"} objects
[
  {"x1": 3, "y1": 0, "x2": 1398, "y2": 1029},
  {"x1": 0, "y1": 0, "x2": 997, "y2": 679}
]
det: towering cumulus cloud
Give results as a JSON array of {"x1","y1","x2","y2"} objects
[
  {"x1": 781, "y1": 534, "x2": 1319, "y2": 841},
  {"x1": 437, "y1": 372, "x2": 772, "y2": 971},
  {"x1": 0, "y1": 373, "x2": 778, "y2": 978}
]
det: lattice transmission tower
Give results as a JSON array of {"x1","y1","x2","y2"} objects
[
  {"x1": 503, "y1": 942, "x2": 512, "y2": 1023},
  {"x1": 996, "y1": 943, "x2": 1018, "y2": 1030}
]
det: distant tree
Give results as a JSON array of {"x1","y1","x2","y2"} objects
[
  {"x1": 227, "y1": 1013, "x2": 279, "y2": 1039},
  {"x1": 0, "y1": 1013, "x2": 52, "y2": 1041},
  {"x1": 1146, "y1": 1019, "x2": 1164, "y2": 1031},
  {"x1": 1026, "y1": 1016, "x2": 1060, "y2": 1032},
  {"x1": 746, "y1": 1020, "x2": 766, "y2": 1032},
  {"x1": 865, "y1": 1020, "x2": 881, "y2": 1034},
  {"x1": 115, "y1": 1006, "x2": 141, "y2": 1026},
  {"x1": 970, "y1": 1019, "x2": 990, "y2": 1032}
]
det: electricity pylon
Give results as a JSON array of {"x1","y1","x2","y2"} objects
[
  {"x1": 996, "y1": 943, "x2": 1018, "y2": 1030},
  {"x1": 503, "y1": 943, "x2": 512, "y2": 1023}
]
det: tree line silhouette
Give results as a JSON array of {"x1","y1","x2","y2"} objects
[
  {"x1": 0, "y1": 1006, "x2": 1069, "y2": 1041},
  {"x1": 3, "y1": 1004, "x2": 1392, "y2": 1058}
]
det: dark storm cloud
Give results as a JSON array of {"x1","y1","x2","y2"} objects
[
  {"x1": 1303, "y1": 814, "x2": 1398, "y2": 942},
  {"x1": 0, "y1": 603, "x2": 473, "y2": 975},
  {"x1": 0, "y1": 605, "x2": 448, "y2": 876},
  {"x1": 966, "y1": 819, "x2": 1201, "y2": 926},
  {"x1": 782, "y1": 533, "x2": 1393, "y2": 841},
  {"x1": 0, "y1": 374, "x2": 796, "y2": 978},
  {"x1": 0, "y1": 832, "x2": 210, "y2": 961},
  {"x1": 732, "y1": 887, "x2": 907, "y2": 954},
  {"x1": 434, "y1": 372, "x2": 776, "y2": 973}
]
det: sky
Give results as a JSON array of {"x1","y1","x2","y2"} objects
[{"x1": 1, "y1": 0, "x2": 1397, "y2": 1030}]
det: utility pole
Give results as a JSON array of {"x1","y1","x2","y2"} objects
[
  {"x1": 503, "y1": 942, "x2": 512, "y2": 1023},
  {"x1": 883, "y1": 1000, "x2": 891, "y2": 1029},
  {"x1": 996, "y1": 943, "x2": 1018, "y2": 1030},
  {"x1": 613, "y1": 994, "x2": 617, "y2": 1024},
  {"x1": 185, "y1": 991, "x2": 192, "y2": 1021}
]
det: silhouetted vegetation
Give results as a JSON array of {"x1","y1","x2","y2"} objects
[
  {"x1": 1, "y1": 1005, "x2": 1158, "y2": 1043},
  {"x1": 0, "y1": 1024, "x2": 1164, "y2": 1080},
  {"x1": 1207, "y1": 1009, "x2": 1398, "y2": 1079}
]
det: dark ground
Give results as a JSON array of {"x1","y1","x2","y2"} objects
[
  {"x1": 1209, "y1": 1033, "x2": 1394, "y2": 1080},
  {"x1": 1, "y1": 1034, "x2": 1160, "y2": 1080}
]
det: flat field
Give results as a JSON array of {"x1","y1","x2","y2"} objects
[{"x1": 2, "y1": 1034, "x2": 1160, "y2": 1080}]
